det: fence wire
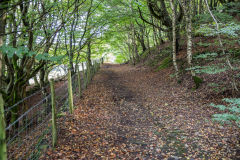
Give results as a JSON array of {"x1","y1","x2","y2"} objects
[{"x1": 4, "y1": 59, "x2": 102, "y2": 160}]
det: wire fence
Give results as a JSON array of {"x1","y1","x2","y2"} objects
[{"x1": 2, "y1": 58, "x2": 103, "y2": 160}]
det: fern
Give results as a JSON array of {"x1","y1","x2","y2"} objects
[
  {"x1": 196, "y1": 22, "x2": 240, "y2": 38},
  {"x1": 196, "y1": 42, "x2": 211, "y2": 48},
  {"x1": 186, "y1": 65, "x2": 227, "y2": 74},
  {"x1": 211, "y1": 98, "x2": 240, "y2": 127},
  {"x1": 194, "y1": 52, "x2": 218, "y2": 59}
]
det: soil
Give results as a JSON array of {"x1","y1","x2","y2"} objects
[{"x1": 42, "y1": 64, "x2": 240, "y2": 160}]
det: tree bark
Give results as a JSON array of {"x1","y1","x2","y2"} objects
[
  {"x1": 0, "y1": 2, "x2": 8, "y2": 158},
  {"x1": 147, "y1": 0, "x2": 183, "y2": 50},
  {"x1": 170, "y1": 0, "x2": 180, "y2": 81},
  {"x1": 180, "y1": 0, "x2": 195, "y2": 77},
  {"x1": 86, "y1": 41, "x2": 92, "y2": 83},
  {"x1": 199, "y1": 0, "x2": 203, "y2": 14}
]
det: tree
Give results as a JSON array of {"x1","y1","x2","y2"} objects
[
  {"x1": 179, "y1": 0, "x2": 195, "y2": 77},
  {"x1": 169, "y1": 0, "x2": 179, "y2": 81},
  {"x1": 0, "y1": 0, "x2": 89, "y2": 122},
  {"x1": 146, "y1": 0, "x2": 183, "y2": 51}
]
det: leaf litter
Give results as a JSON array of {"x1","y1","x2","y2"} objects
[{"x1": 42, "y1": 64, "x2": 240, "y2": 160}]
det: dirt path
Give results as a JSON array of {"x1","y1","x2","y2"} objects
[{"x1": 43, "y1": 64, "x2": 239, "y2": 160}]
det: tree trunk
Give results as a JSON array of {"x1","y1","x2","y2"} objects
[
  {"x1": 69, "y1": 18, "x2": 75, "y2": 76},
  {"x1": 0, "y1": 3, "x2": 7, "y2": 158},
  {"x1": 181, "y1": 0, "x2": 195, "y2": 77},
  {"x1": 34, "y1": 76, "x2": 40, "y2": 87},
  {"x1": 199, "y1": 0, "x2": 203, "y2": 14},
  {"x1": 170, "y1": 0, "x2": 180, "y2": 81},
  {"x1": 0, "y1": 2, "x2": 7, "y2": 88},
  {"x1": 127, "y1": 33, "x2": 135, "y2": 65},
  {"x1": 86, "y1": 41, "x2": 92, "y2": 83},
  {"x1": 150, "y1": 15, "x2": 158, "y2": 46},
  {"x1": 132, "y1": 26, "x2": 139, "y2": 63},
  {"x1": 186, "y1": 16, "x2": 194, "y2": 75},
  {"x1": 204, "y1": 0, "x2": 238, "y2": 92}
]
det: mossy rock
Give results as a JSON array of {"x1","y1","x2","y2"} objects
[{"x1": 193, "y1": 76, "x2": 203, "y2": 89}]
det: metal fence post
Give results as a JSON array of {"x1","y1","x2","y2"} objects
[
  {"x1": 0, "y1": 93, "x2": 7, "y2": 160},
  {"x1": 50, "y1": 79, "x2": 57, "y2": 147},
  {"x1": 68, "y1": 69, "x2": 74, "y2": 114}
]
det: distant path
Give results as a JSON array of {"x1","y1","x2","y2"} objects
[{"x1": 43, "y1": 64, "x2": 239, "y2": 159}]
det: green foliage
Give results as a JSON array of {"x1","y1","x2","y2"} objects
[
  {"x1": 208, "y1": 82, "x2": 219, "y2": 87},
  {"x1": 193, "y1": 76, "x2": 203, "y2": 89},
  {"x1": 195, "y1": 12, "x2": 233, "y2": 24},
  {"x1": 189, "y1": 52, "x2": 229, "y2": 75},
  {"x1": 229, "y1": 48, "x2": 240, "y2": 58},
  {"x1": 196, "y1": 42, "x2": 211, "y2": 48},
  {"x1": 195, "y1": 2, "x2": 240, "y2": 25},
  {"x1": 186, "y1": 65, "x2": 227, "y2": 74},
  {"x1": 0, "y1": 45, "x2": 64, "y2": 63},
  {"x1": 196, "y1": 22, "x2": 240, "y2": 37},
  {"x1": 0, "y1": 45, "x2": 31, "y2": 58},
  {"x1": 194, "y1": 52, "x2": 218, "y2": 59},
  {"x1": 207, "y1": 83, "x2": 227, "y2": 93},
  {"x1": 219, "y1": 23, "x2": 240, "y2": 37},
  {"x1": 220, "y1": 2, "x2": 240, "y2": 17},
  {"x1": 115, "y1": 54, "x2": 127, "y2": 64},
  {"x1": 210, "y1": 98, "x2": 240, "y2": 127},
  {"x1": 155, "y1": 56, "x2": 172, "y2": 71}
]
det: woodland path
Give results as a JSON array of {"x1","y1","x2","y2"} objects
[{"x1": 43, "y1": 64, "x2": 239, "y2": 160}]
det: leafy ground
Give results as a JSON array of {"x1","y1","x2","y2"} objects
[{"x1": 42, "y1": 64, "x2": 239, "y2": 159}]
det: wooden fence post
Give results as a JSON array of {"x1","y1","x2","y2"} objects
[
  {"x1": 97, "y1": 61, "x2": 100, "y2": 71},
  {"x1": 77, "y1": 69, "x2": 81, "y2": 97},
  {"x1": 93, "y1": 61, "x2": 95, "y2": 74},
  {"x1": 87, "y1": 64, "x2": 91, "y2": 86},
  {"x1": 0, "y1": 94, "x2": 7, "y2": 160},
  {"x1": 68, "y1": 69, "x2": 74, "y2": 114},
  {"x1": 50, "y1": 79, "x2": 57, "y2": 147},
  {"x1": 95, "y1": 61, "x2": 97, "y2": 73},
  {"x1": 81, "y1": 63, "x2": 86, "y2": 89}
]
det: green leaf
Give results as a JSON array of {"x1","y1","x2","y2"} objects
[
  {"x1": 210, "y1": 103, "x2": 226, "y2": 111},
  {"x1": 36, "y1": 54, "x2": 44, "y2": 61},
  {"x1": 223, "y1": 98, "x2": 240, "y2": 106},
  {"x1": 228, "y1": 106, "x2": 240, "y2": 113},
  {"x1": 213, "y1": 113, "x2": 237, "y2": 122}
]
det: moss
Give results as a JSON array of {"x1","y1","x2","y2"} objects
[{"x1": 193, "y1": 76, "x2": 203, "y2": 89}]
